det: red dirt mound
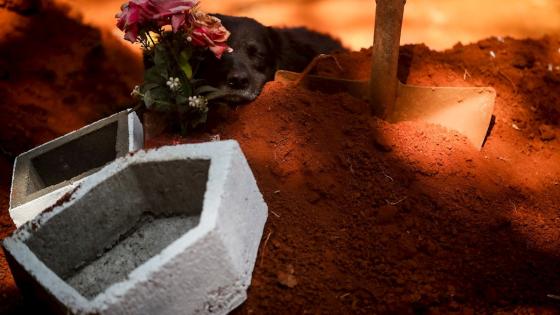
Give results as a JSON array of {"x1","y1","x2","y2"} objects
[
  {"x1": 0, "y1": 4, "x2": 142, "y2": 314},
  {"x1": 0, "y1": 3, "x2": 143, "y2": 157},
  {"x1": 148, "y1": 37, "x2": 560, "y2": 314},
  {"x1": 1, "y1": 5, "x2": 560, "y2": 314}
]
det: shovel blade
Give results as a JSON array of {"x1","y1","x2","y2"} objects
[
  {"x1": 274, "y1": 70, "x2": 370, "y2": 98},
  {"x1": 392, "y1": 83, "x2": 496, "y2": 149},
  {"x1": 274, "y1": 70, "x2": 496, "y2": 150}
]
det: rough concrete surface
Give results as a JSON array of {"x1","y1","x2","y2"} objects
[
  {"x1": 24, "y1": 158, "x2": 209, "y2": 284},
  {"x1": 67, "y1": 215, "x2": 200, "y2": 299},
  {"x1": 3, "y1": 140, "x2": 268, "y2": 315},
  {"x1": 9, "y1": 109, "x2": 143, "y2": 227}
]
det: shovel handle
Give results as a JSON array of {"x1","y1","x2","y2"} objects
[{"x1": 370, "y1": 0, "x2": 406, "y2": 117}]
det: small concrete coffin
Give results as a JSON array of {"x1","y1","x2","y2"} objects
[
  {"x1": 3, "y1": 141, "x2": 268, "y2": 315},
  {"x1": 9, "y1": 109, "x2": 143, "y2": 227}
]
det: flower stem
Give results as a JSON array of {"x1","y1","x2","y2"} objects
[{"x1": 156, "y1": 30, "x2": 185, "y2": 81}]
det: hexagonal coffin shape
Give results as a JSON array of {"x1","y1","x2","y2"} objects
[
  {"x1": 2, "y1": 140, "x2": 268, "y2": 315},
  {"x1": 9, "y1": 109, "x2": 144, "y2": 227}
]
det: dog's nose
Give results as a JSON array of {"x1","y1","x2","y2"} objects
[{"x1": 227, "y1": 72, "x2": 250, "y2": 90}]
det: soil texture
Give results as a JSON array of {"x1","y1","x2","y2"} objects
[{"x1": 1, "y1": 5, "x2": 560, "y2": 315}]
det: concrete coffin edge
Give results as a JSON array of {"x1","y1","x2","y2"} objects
[
  {"x1": 3, "y1": 140, "x2": 268, "y2": 315},
  {"x1": 9, "y1": 109, "x2": 143, "y2": 227}
]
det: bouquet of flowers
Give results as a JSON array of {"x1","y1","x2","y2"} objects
[{"x1": 116, "y1": 0, "x2": 232, "y2": 130}]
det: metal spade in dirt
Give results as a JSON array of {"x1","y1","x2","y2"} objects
[{"x1": 274, "y1": 0, "x2": 496, "y2": 150}]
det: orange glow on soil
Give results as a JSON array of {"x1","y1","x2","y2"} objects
[{"x1": 57, "y1": 0, "x2": 560, "y2": 51}]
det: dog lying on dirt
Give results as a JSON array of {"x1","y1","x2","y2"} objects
[{"x1": 194, "y1": 15, "x2": 345, "y2": 104}]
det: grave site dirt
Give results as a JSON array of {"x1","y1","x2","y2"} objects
[{"x1": 1, "y1": 5, "x2": 560, "y2": 315}]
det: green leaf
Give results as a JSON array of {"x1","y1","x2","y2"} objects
[
  {"x1": 175, "y1": 94, "x2": 188, "y2": 105},
  {"x1": 143, "y1": 83, "x2": 160, "y2": 90},
  {"x1": 154, "y1": 45, "x2": 169, "y2": 67},
  {"x1": 151, "y1": 86, "x2": 171, "y2": 102},
  {"x1": 180, "y1": 62, "x2": 192, "y2": 80},
  {"x1": 194, "y1": 85, "x2": 220, "y2": 95},
  {"x1": 145, "y1": 86, "x2": 173, "y2": 111},
  {"x1": 177, "y1": 75, "x2": 192, "y2": 98},
  {"x1": 143, "y1": 90, "x2": 154, "y2": 108},
  {"x1": 144, "y1": 66, "x2": 165, "y2": 84},
  {"x1": 178, "y1": 49, "x2": 193, "y2": 79},
  {"x1": 204, "y1": 90, "x2": 229, "y2": 101}
]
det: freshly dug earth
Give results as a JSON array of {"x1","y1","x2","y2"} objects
[
  {"x1": 0, "y1": 5, "x2": 142, "y2": 314},
  {"x1": 1, "y1": 6, "x2": 560, "y2": 315},
  {"x1": 150, "y1": 38, "x2": 560, "y2": 314}
]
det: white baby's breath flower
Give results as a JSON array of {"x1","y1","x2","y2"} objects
[
  {"x1": 130, "y1": 85, "x2": 141, "y2": 97},
  {"x1": 188, "y1": 95, "x2": 208, "y2": 110},
  {"x1": 166, "y1": 77, "x2": 181, "y2": 92}
]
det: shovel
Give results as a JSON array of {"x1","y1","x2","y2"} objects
[{"x1": 275, "y1": 0, "x2": 496, "y2": 150}]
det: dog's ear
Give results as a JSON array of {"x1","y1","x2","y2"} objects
[{"x1": 266, "y1": 27, "x2": 282, "y2": 68}]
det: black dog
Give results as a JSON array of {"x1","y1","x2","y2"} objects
[{"x1": 194, "y1": 15, "x2": 345, "y2": 103}]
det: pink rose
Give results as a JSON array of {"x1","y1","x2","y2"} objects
[
  {"x1": 188, "y1": 11, "x2": 232, "y2": 58},
  {"x1": 116, "y1": 0, "x2": 198, "y2": 42},
  {"x1": 152, "y1": 0, "x2": 198, "y2": 32}
]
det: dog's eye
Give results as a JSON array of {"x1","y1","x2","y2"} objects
[{"x1": 246, "y1": 44, "x2": 259, "y2": 57}]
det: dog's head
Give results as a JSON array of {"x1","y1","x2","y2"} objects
[{"x1": 194, "y1": 15, "x2": 279, "y2": 104}]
